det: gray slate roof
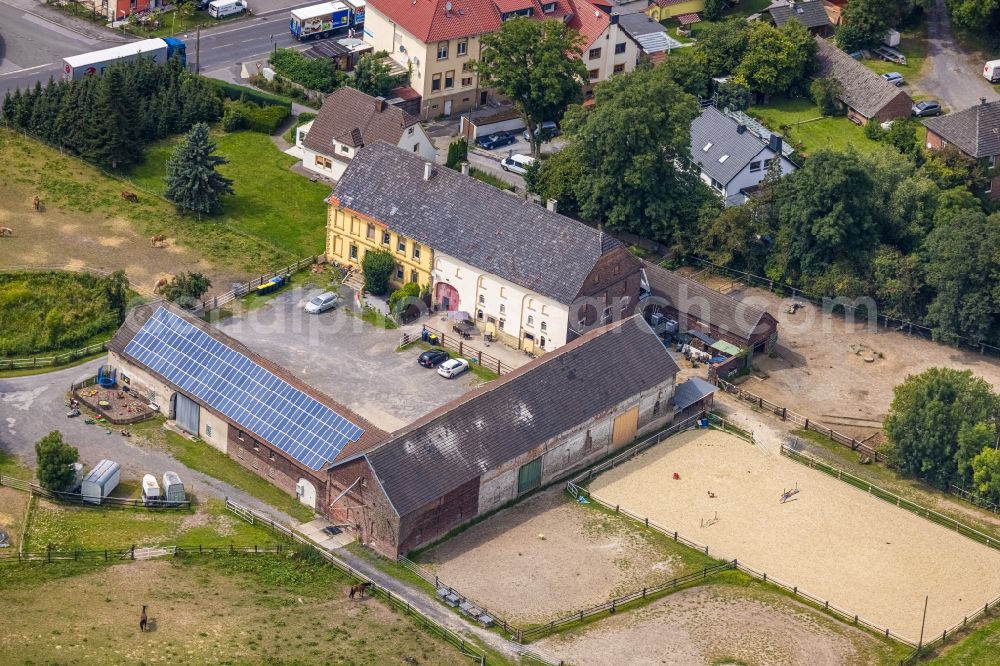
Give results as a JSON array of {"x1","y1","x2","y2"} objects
[
  {"x1": 769, "y1": 0, "x2": 830, "y2": 28},
  {"x1": 672, "y1": 377, "x2": 716, "y2": 411},
  {"x1": 642, "y1": 262, "x2": 775, "y2": 344},
  {"x1": 362, "y1": 316, "x2": 680, "y2": 516},
  {"x1": 331, "y1": 141, "x2": 625, "y2": 305},
  {"x1": 814, "y1": 37, "x2": 911, "y2": 119},
  {"x1": 923, "y1": 100, "x2": 1000, "y2": 158},
  {"x1": 618, "y1": 13, "x2": 674, "y2": 54},
  {"x1": 690, "y1": 106, "x2": 770, "y2": 185}
]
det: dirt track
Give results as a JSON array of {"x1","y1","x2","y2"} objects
[{"x1": 589, "y1": 429, "x2": 1000, "y2": 643}]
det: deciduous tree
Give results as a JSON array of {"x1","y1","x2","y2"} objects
[
  {"x1": 162, "y1": 272, "x2": 212, "y2": 305},
  {"x1": 35, "y1": 431, "x2": 79, "y2": 492},
  {"x1": 733, "y1": 21, "x2": 816, "y2": 95},
  {"x1": 361, "y1": 248, "x2": 396, "y2": 296},
  {"x1": 352, "y1": 52, "x2": 398, "y2": 98}
]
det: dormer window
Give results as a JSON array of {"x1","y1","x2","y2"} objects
[{"x1": 542, "y1": 1, "x2": 555, "y2": 10}]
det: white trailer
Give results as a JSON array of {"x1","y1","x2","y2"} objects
[
  {"x1": 142, "y1": 474, "x2": 161, "y2": 504},
  {"x1": 80, "y1": 459, "x2": 121, "y2": 505},
  {"x1": 62, "y1": 37, "x2": 186, "y2": 82},
  {"x1": 162, "y1": 471, "x2": 186, "y2": 504}
]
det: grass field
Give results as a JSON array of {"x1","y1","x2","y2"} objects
[
  {"x1": 129, "y1": 130, "x2": 329, "y2": 258},
  {"x1": 0, "y1": 554, "x2": 479, "y2": 665},
  {"x1": 748, "y1": 98, "x2": 889, "y2": 156}
]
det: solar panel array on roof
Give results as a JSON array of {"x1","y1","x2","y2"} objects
[{"x1": 123, "y1": 307, "x2": 364, "y2": 470}]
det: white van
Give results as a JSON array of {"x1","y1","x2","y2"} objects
[
  {"x1": 209, "y1": 0, "x2": 247, "y2": 18},
  {"x1": 984, "y1": 60, "x2": 1000, "y2": 84},
  {"x1": 500, "y1": 153, "x2": 536, "y2": 176}
]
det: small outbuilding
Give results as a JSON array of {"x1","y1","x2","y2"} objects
[
  {"x1": 813, "y1": 37, "x2": 912, "y2": 125},
  {"x1": 80, "y1": 459, "x2": 121, "y2": 504},
  {"x1": 142, "y1": 474, "x2": 161, "y2": 504},
  {"x1": 162, "y1": 471, "x2": 186, "y2": 504}
]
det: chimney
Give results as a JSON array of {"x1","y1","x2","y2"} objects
[
  {"x1": 768, "y1": 134, "x2": 782, "y2": 154},
  {"x1": 981, "y1": 97, "x2": 988, "y2": 105},
  {"x1": 423, "y1": 162, "x2": 434, "y2": 181},
  {"x1": 546, "y1": 198, "x2": 558, "y2": 213},
  {"x1": 374, "y1": 96, "x2": 387, "y2": 112},
  {"x1": 736, "y1": 123, "x2": 747, "y2": 134},
  {"x1": 460, "y1": 161, "x2": 470, "y2": 176}
]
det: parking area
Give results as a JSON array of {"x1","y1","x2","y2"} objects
[{"x1": 213, "y1": 286, "x2": 498, "y2": 432}]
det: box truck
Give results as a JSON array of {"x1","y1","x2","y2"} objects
[
  {"x1": 289, "y1": 2, "x2": 351, "y2": 39},
  {"x1": 62, "y1": 37, "x2": 186, "y2": 82},
  {"x1": 343, "y1": 0, "x2": 365, "y2": 25},
  {"x1": 208, "y1": 0, "x2": 247, "y2": 18},
  {"x1": 984, "y1": 60, "x2": 1000, "y2": 84}
]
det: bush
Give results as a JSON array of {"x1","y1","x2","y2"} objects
[
  {"x1": 269, "y1": 48, "x2": 348, "y2": 93},
  {"x1": 222, "y1": 100, "x2": 290, "y2": 134},
  {"x1": 388, "y1": 282, "x2": 422, "y2": 314},
  {"x1": 446, "y1": 138, "x2": 468, "y2": 169},
  {"x1": 249, "y1": 74, "x2": 322, "y2": 107},
  {"x1": 361, "y1": 249, "x2": 396, "y2": 296},
  {"x1": 864, "y1": 117, "x2": 884, "y2": 141},
  {"x1": 208, "y1": 79, "x2": 292, "y2": 109},
  {"x1": 35, "y1": 431, "x2": 79, "y2": 491},
  {"x1": 161, "y1": 272, "x2": 212, "y2": 306},
  {"x1": 810, "y1": 77, "x2": 843, "y2": 116}
]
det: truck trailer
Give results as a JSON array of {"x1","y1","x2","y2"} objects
[
  {"x1": 62, "y1": 37, "x2": 186, "y2": 82},
  {"x1": 289, "y1": 2, "x2": 352, "y2": 39}
]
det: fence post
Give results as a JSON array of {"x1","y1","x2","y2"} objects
[
  {"x1": 131, "y1": 545, "x2": 135, "y2": 560},
  {"x1": 804, "y1": 418, "x2": 809, "y2": 430}
]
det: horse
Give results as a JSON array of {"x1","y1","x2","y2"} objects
[
  {"x1": 32, "y1": 195, "x2": 40, "y2": 211},
  {"x1": 150, "y1": 234, "x2": 166, "y2": 248},
  {"x1": 139, "y1": 605, "x2": 148, "y2": 632},
  {"x1": 122, "y1": 191, "x2": 139, "y2": 203},
  {"x1": 153, "y1": 277, "x2": 169, "y2": 294},
  {"x1": 349, "y1": 581, "x2": 373, "y2": 600},
  {"x1": 0, "y1": 227, "x2": 11, "y2": 237}
]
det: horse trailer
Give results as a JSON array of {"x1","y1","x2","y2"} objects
[
  {"x1": 162, "y1": 471, "x2": 186, "y2": 504},
  {"x1": 81, "y1": 459, "x2": 121, "y2": 504},
  {"x1": 142, "y1": 474, "x2": 161, "y2": 504}
]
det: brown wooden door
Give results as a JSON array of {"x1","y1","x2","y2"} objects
[{"x1": 611, "y1": 406, "x2": 639, "y2": 448}]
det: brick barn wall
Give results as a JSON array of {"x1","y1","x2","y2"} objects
[
  {"x1": 396, "y1": 476, "x2": 481, "y2": 555},
  {"x1": 226, "y1": 424, "x2": 325, "y2": 509},
  {"x1": 327, "y1": 459, "x2": 401, "y2": 558},
  {"x1": 569, "y1": 247, "x2": 644, "y2": 342},
  {"x1": 873, "y1": 91, "x2": 914, "y2": 124}
]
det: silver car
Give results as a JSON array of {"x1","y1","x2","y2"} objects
[{"x1": 304, "y1": 291, "x2": 340, "y2": 314}]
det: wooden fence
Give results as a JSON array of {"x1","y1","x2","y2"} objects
[
  {"x1": 192, "y1": 255, "x2": 321, "y2": 314},
  {"x1": 399, "y1": 325, "x2": 516, "y2": 376},
  {"x1": 714, "y1": 377, "x2": 883, "y2": 461},
  {"x1": 0, "y1": 340, "x2": 110, "y2": 372},
  {"x1": 0, "y1": 474, "x2": 191, "y2": 510},
  {"x1": 224, "y1": 499, "x2": 487, "y2": 665},
  {"x1": 0, "y1": 543, "x2": 289, "y2": 564}
]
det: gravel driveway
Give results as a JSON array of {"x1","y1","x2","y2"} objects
[{"x1": 919, "y1": 0, "x2": 999, "y2": 110}]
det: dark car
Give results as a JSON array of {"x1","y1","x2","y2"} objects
[
  {"x1": 476, "y1": 132, "x2": 516, "y2": 150},
  {"x1": 912, "y1": 100, "x2": 941, "y2": 117},
  {"x1": 418, "y1": 349, "x2": 450, "y2": 368}
]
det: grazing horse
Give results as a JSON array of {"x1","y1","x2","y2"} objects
[
  {"x1": 0, "y1": 227, "x2": 11, "y2": 237},
  {"x1": 150, "y1": 234, "x2": 166, "y2": 248},
  {"x1": 122, "y1": 191, "x2": 139, "y2": 203},
  {"x1": 139, "y1": 605, "x2": 148, "y2": 632},
  {"x1": 153, "y1": 277, "x2": 169, "y2": 294},
  {"x1": 32, "y1": 195, "x2": 40, "y2": 211},
  {"x1": 349, "y1": 581, "x2": 373, "y2": 600}
]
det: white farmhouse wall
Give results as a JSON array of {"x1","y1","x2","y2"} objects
[
  {"x1": 110, "y1": 351, "x2": 174, "y2": 410},
  {"x1": 723, "y1": 150, "x2": 796, "y2": 204},
  {"x1": 396, "y1": 124, "x2": 437, "y2": 162},
  {"x1": 199, "y1": 408, "x2": 229, "y2": 453},
  {"x1": 301, "y1": 146, "x2": 350, "y2": 181}
]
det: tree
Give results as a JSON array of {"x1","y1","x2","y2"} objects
[
  {"x1": 562, "y1": 64, "x2": 716, "y2": 243},
  {"x1": 361, "y1": 248, "x2": 396, "y2": 296},
  {"x1": 947, "y1": 0, "x2": 1000, "y2": 37},
  {"x1": 352, "y1": 52, "x2": 398, "y2": 97},
  {"x1": 161, "y1": 272, "x2": 212, "y2": 305},
  {"x1": 884, "y1": 368, "x2": 999, "y2": 487},
  {"x1": 872, "y1": 247, "x2": 926, "y2": 321},
  {"x1": 531, "y1": 143, "x2": 586, "y2": 218},
  {"x1": 103, "y1": 270, "x2": 130, "y2": 324},
  {"x1": 837, "y1": 0, "x2": 897, "y2": 51},
  {"x1": 703, "y1": 0, "x2": 728, "y2": 21},
  {"x1": 714, "y1": 80, "x2": 751, "y2": 111},
  {"x1": 445, "y1": 138, "x2": 468, "y2": 170},
  {"x1": 35, "y1": 431, "x2": 79, "y2": 491},
  {"x1": 883, "y1": 118, "x2": 919, "y2": 157},
  {"x1": 696, "y1": 18, "x2": 752, "y2": 77},
  {"x1": 662, "y1": 50, "x2": 711, "y2": 98},
  {"x1": 474, "y1": 18, "x2": 587, "y2": 157},
  {"x1": 972, "y1": 446, "x2": 1000, "y2": 503},
  {"x1": 957, "y1": 421, "x2": 999, "y2": 484},
  {"x1": 165, "y1": 123, "x2": 234, "y2": 218},
  {"x1": 388, "y1": 281, "x2": 422, "y2": 314},
  {"x1": 83, "y1": 66, "x2": 137, "y2": 169},
  {"x1": 733, "y1": 21, "x2": 816, "y2": 95},
  {"x1": 809, "y1": 77, "x2": 842, "y2": 116}
]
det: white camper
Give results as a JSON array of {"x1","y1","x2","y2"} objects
[
  {"x1": 80, "y1": 459, "x2": 121, "y2": 504},
  {"x1": 984, "y1": 60, "x2": 1000, "y2": 84},
  {"x1": 142, "y1": 474, "x2": 161, "y2": 504}
]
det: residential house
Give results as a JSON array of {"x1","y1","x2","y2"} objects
[
  {"x1": 689, "y1": 106, "x2": 796, "y2": 206},
  {"x1": 93, "y1": 0, "x2": 159, "y2": 21},
  {"x1": 923, "y1": 99, "x2": 1000, "y2": 199},
  {"x1": 617, "y1": 12, "x2": 678, "y2": 64},
  {"x1": 325, "y1": 316, "x2": 681, "y2": 559},
  {"x1": 814, "y1": 37, "x2": 912, "y2": 125},
  {"x1": 326, "y1": 141, "x2": 645, "y2": 353},
  {"x1": 767, "y1": 0, "x2": 831, "y2": 36},
  {"x1": 365, "y1": 0, "x2": 640, "y2": 119},
  {"x1": 298, "y1": 87, "x2": 436, "y2": 181},
  {"x1": 645, "y1": 0, "x2": 705, "y2": 22}
]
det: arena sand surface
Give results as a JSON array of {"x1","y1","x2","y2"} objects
[{"x1": 589, "y1": 429, "x2": 1000, "y2": 643}]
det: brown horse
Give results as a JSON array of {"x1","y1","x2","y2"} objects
[
  {"x1": 153, "y1": 277, "x2": 169, "y2": 294},
  {"x1": 32, "y1": 195, "x2": 40, "y2": 211},
  {"x1": 0, "y1": 227, "x2": 11, "y2": 237},
  {"x1": 349, "y1": 581, "x2": 372, "y2": 600},
  {"x1": 122, "y1": 191, "x2": 139, "y2": 203},
  {"x1": 150, "y1": 234, "x2": 166, "y2": 248},
  {"x1": 139, "y1": 605, "x2": 148, "y2": 632}
]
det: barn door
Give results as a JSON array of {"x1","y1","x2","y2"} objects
[
  {"x1": 612, "y1": 406, "x2": 639, "y2": 448},
  {"x1": 517, "y1": 457, "x2": 542, "y2": 495},
  {"x1": 173, "y1": 392, "x2": 200, "y2": 435}
]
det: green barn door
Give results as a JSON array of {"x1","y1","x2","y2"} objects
[{"x1": 517, "y1": 457, "x2": 542, "y2": 495}]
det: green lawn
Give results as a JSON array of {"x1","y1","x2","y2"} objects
[
  {"x1": 861, "y1": 34, "x2": 928, "y2": 78},
  {"x1": 128, "y1": 129, "x2": 329, "y2": 259},
  {"x1": 0, "y1": 450, "x2": 32, "y2": 481},
  {"x1": 927, "y1": 611, "x2": 1000, "y2": 664},
  {"x1": 748, "y1": 98, "x2": 889, "y2": 156},
  {"x1": 723, "y1": 0, "x2": 773, "y2": 19},
  {"x1": 126, "y1": 9, "x2": 245, "y2": 38}
]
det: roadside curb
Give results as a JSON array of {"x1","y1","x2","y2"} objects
[{"x1": 19, "y1": 4, "x2": 133, "y2": 43}]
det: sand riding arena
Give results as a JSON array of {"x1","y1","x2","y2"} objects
[{"x1": 586, "y1": 428, "x2": 1000, "y2": 643}]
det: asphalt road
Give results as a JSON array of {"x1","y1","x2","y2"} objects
[{"x1": 919, "y1": 0, "x2": 999, "y2": 111}]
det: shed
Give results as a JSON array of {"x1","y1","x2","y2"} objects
[
  {"x1": 80, "y1": 459, "x2": 121, "y2": 504},
  {"x1": 672, "y1": 377, "x2": 716, "y2": 412},
  {"x1": 162, "y1": 471, "x2": 186, "y2": 504},
  {"x1": 710, "y1": 339, "x2": 742, "y2": 357}
]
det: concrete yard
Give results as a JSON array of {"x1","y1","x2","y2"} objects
[{"x1": 588, "y1": 428, "x2": 1000, "y2": 643}]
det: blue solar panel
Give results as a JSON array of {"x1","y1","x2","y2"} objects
[{"x1": 123, "y1": 307, "x2": 365, "y2": 470}]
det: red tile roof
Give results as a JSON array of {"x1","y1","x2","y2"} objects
[
  {"x1": 367, "y1": 0, "x2": 501, "y2": 42},
  {"x1": 493, "y1": 0, "x2": 535, "y2": 11},
  {"x1": 567, "y1": 0, "x2": 611, "y2": 46}
]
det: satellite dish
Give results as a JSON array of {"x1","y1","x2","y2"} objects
[{"x1": 446, "y1": 1, "x2": 453, "y2": 10}]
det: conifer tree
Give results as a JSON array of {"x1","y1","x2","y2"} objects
[{"x1": 164, "y1": 123, "x2": 234, "y2": 218}]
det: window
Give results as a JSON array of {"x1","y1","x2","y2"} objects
[
  {"x1": 457, "y1": 38, "x2": 468, "y2": 56},
  {"x1": 437, "y1": 41, "x2": 449, "y2": 59},
  {"x1": 340, "y1": 144, "x2": 349, "y2": 153},
  {"x1": 499, "y1": 287, "x2": 506, "y2": 297},
  {"x1": 445, "y1": 70, "x2": 454, "y2": 89},
  {"x1": 350, "y1": 244, "x2": 358, "y2": 259},
  {"x1": 499, "y1": 318, "x2": 506, "y2": 329},
  {"x1": 589, "y1": 47, "x2": 601, "y2": 60},
  {"x1": 205, "y1": 424, "x2": 212, "y2": 437},
  {"x1": 499, "y1": 303, "x2": 506, "y2": 314},
  {"x1": 477, "y1": 309, "x2": 484, "y2": 320},
  {"x1": 397, "y1": 237, "x2": 407, "y2": 252},
  {"x1": 613, "y1": 63, "x2": 625, "y2": 74},
  {"x1": 540, "y1": 336, "x2": 545, "y2": 347},
  {"x1": 455, "y1": 267, "x2": 462, "y2": 278},
  {"x1": 268, "y1": 450, "x2": 275, "y2": 461},
  {"x1": 407, "y1": 127, "x2": 414, "y2": 135},
  {"x1": 461, "y1": 77, "x2": 473, "y2": 87},
  {"x1": 763, "y1": 158, "x2": 774, "y2": 168},
  {"x1": 990, "y1": 155, "x2": 997, "y2": 168},
  {"x1": 432, "y1": 74, "x2": 442, "y2": 92},
  {"x1": 589, "y1": 69, "x2": 599, "y2": 81},
  {"x1": 541, "y1": 305, "x2": 548, "y2": 315},
  {"x1": 615, "y1": 42, "x2": 626, "y2": 54},
  {"x1": 602, "y1": 306, "x2": 612, "y2": 322},
  {"x1": 410, "y1": 269, "x2": 419, "y2": 283},
  {"x1": 542, "y1": 1, "x2": 555, "y2": 10},
  {"x1": 366, "y1": 223, "x2": 375, "y2": 240},
  {"x1": 718, "y1": 154, "x2": 729, "y2": 163},
  {"x1": 527, "y1": 298, "x2": 534, "y2": 310},
  {"x1": 396, "y1": 264, "x2": 404, "y2": 279},
  {"x1": 987, "y1": 179, "x2": 994, "y2": 194},
  {"x1": 479, "y1": 294, "x2": 485, "y2": 304},
  {"x1": 620, "y1": 294, "x2": 631, "y2": 312},
  {"x1": 749, "y1": 161, "x2": 762, "y2": 173},
  {"x1": 614, "y1": 263, "x2": 620, "y2": 275},
  {"x1": 710, "y1": 178, "x2": 723, "y2": 191},
  {"x1": 412, "y1": 244, "x2": 421, "y2": 259},
  {"x1": 413, "y1": 143, "x2": 419, "y2": 152},
  {"x1": 253, "y1": 440, "x2": 260, "y2": 452},
  {"x1": 314, "y1": 155, "x2": 332, "y2": 169},
  {"x1": 237, "y1": 430, "x2": 245, "y2": 441},
  {"x1": 527, "y1": 315, "x2": 534, "y2": 326},
  {"x1": 540, "y1": 321, "x2": 547, "y2": 332},
  {"x1": 702, "y1": 142, "x2": 713, "y2": 152},
  {"x1": 382, "y1": 231, "x2": 391, "y2": 245}
]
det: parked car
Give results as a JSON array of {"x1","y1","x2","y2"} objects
[
  {"x1": 881, "y1": 72, "x2": 905, "y2": 86},
  {"x1": 522, "y1": 121, "x2": 560, "y2": 142},
  {"x1": 437, "y1": 358, "x2": 470, "y2": 379},
  {"x1": 476, "y1": 132, "x2": 516, "y2": 150},
  {"x1": 304, "y1": 291, "x2": 340, "y2": 314},
  {"x1": 418, "y1": 348, "x2": 450, "y2": 368},
  {"x1": 501, "y1": 153, "x2": 537, "y2": 175},
  {"x1": 912, "y1": 100, "x2": 941, "y2": 117}
]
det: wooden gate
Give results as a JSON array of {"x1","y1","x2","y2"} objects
[{"x1": 611, "y1": 406, "x2": 639, "y2": 448}]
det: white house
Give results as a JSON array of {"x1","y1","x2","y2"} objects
[
  {"x1": 689, "y1": 106, "x2": 797, "y2": 206},
  {"x1": 299, "y1": 86, "x2": 436, "y2": 181}
]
